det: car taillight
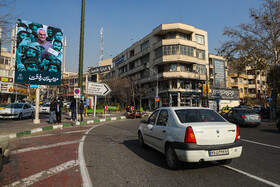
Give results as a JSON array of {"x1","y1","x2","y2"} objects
[
  {"x1": 236, "y1": 125, "x2": 240, "y2": 140},
  {"x1": 241, "y1": 115, "x2": 246, "y2": 119},
  {"x1": 259, "y1": 116, "x2": 261, "y2": 119},
  {"x1": 185, "y1": 126, "x2": 196, "y2": 143}
]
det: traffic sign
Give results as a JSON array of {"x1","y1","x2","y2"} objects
[
  {"x1": 74, "y1": 88, "x2": 80, "y2": 98},
  {"x1": 87, "y1": 82, "x2": 111, "y2": 96},
  {"x1": 105, "y1": 106, "x2": 108, "y2": 110},
  {"x1": 131, "y1": 106, "x2": 134, "y2": 111},
  {"x1": 267, "y1": 97, "x2": 273, "y2": 103},
  {"x1": 155, "y1": 96, "x2": 160, "y2": 102}
]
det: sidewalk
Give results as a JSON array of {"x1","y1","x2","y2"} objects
[{"x1": 0, "y1": 111, "x2": 126, "y2": 139}]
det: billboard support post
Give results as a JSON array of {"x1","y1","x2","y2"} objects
[{"x1": 33, "y1": 88, "x2": 40, "y2": 124}]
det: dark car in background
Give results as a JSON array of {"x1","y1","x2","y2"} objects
[{"x1": 224, "y1": 108, "x2": 261, "y2": 127}]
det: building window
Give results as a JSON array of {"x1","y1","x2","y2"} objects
[
  {"x1": 141, "y1": 41, "x2": 149, "y2": 51},
  {"x1": 196, "y1": 49, "x2": 205, "y2": 59},
  {"x1": 195, "y1": 34, "x2": 205, "y2": 45},
  {"x1": 239, "y1": 78, "x2": 243, "y2": 83},
  {"x1": 244, "y1": 79, "x2": 247, "y2": 84},
  {"x1": 129, "y1": 61, "x2": 135, "y2": 70},
  {"x1": 171, "y1": 64, "x2": 177, "y2": 72},
  {"x1": 257, "y1": 80, "x2": 260, "y2": 84},
  {"x1": 168, "y1": 32, "x2": 176, "y2": 39},
  {"x1": 179, "y1": 32, "x2": 192, "y2": 40},
  {"x1": 130, "y1": 50, "x2": 134, "y2": 57},
  {"x1": 197, "y1": 64, "x2": 206, "y2": 74},
  {"x1": 155, "y1": 47, "x2": 162, "y2": 59},
  {"x1": 240, "y1": 88, "x2": 243, "y2": 93},
  {"x1": 141, "y1": 54, "x2": 150, "y2": 65},
  {"x1": 163, "y1": 45, "x2": 194, "y2": 57}
]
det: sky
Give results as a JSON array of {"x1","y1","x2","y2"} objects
[{"x1": 3, "y1": 0, "x2": 264, "y2": 72}]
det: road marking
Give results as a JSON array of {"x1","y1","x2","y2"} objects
[
  {"x1": 5, "y1": 159, "x2": 79, "y2": 187},
  {"x1": 21, "y1": 134, "x2": 53, "y2": 139},
  {"x1": 223, "y1": 165, "x2": 280, "y2": 187},
  {"x1": 11, "y1": 140, "x2": 79, "y2": 154},
  {"x1": 64, "y1": 130, "x2": 88, "y2": 134},
  {"x1": 243, "y1": 139, "x2": 280, "y2": 149},
  {"x1": 79, "y1": 124, "x2": 102, "y2": 187}
]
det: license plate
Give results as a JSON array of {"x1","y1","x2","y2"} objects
[{"x1": 209, "y1": 149, "x2": 229, "y2": 156}]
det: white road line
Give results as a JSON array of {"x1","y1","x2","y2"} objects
[
  {"x1": 11, "y1": 140, "x2": 79, "y2": 154},
  {"x1": 223, "y1": 165, "x2": 280, "y2": 187},
  {"x1": 5, "y1": 159, "x2": 79, "y2": 187},
  {"x1": 64, "y1": 130, "x2": 88, "y2": 134},
  {"x1": 79, "y1": 125, "x2": 102, "y2": 187},
  {"x1": 243, "y1": 139, "x2": 280, "y2": 149}
]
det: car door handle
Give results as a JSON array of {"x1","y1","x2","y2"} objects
[{"x1": 162, "y1": 130, "x2": 166, "y2": 133}]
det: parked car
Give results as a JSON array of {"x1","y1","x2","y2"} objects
[
  {"x1": 125, "y1": 111, "x2": 142, "y2": 119},
  {"x1": 0, "y1": 135, "x2": 10, "y2": 172},
  {"x1": 221, "y1": 106, "x2": 232, "y2": 116},
  {"x1": 224, "y1": 108, "x2": 261, "y2": 127},
  {"x1": 39, "y1": 103, "x2": 50, "y2": 114},
  {"x1": 252, "y1": 106, "x2": 264, "y2": 114},
  {"x1": 138, "y1": 107, "x2": 242, "y2": 169},
  {"x1": 0, "y1": 103, "x2": 35, "y2": 119},
  {"x1": 0, "y1": 104, "x2": 8, "y2": 110}
]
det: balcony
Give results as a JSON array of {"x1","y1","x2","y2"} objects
[{"x1": 248, "y1": 84, "x2": 256, "y2": 89}]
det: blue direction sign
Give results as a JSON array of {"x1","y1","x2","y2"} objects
[
  {"x1": 30, "y1": 84, "x2": 38, "y2": 88},
  {"x1": 267, "y1": 97, "x2": 273, "y2": 103}
]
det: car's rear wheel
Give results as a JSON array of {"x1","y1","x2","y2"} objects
[
  {"x1": 218, "y1": 159, "x2": 232, "y2": 165},
  {"x1": 18, "y1": 113, "x2": 23, "y2": 120},
  {"x1": 166, "y1": 145, "x2": 180, "y2": 170},
  {"x1": 138, "y1": 132, "x2": 146, "y2": 148}
]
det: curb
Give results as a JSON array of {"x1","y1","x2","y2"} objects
[{"x1": 8, "y1": 116, "x2": 126, "y2": 139}]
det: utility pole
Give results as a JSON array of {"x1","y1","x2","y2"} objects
[
  {"x1": 100, "y1": 28, "x2": 104, "y2": 66},
  {"x1": 78, "y1": 0, "x2": 85, "y2": 95}
]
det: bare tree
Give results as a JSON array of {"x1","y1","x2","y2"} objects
[
  {"x1": 218, "y1": 0, "x2": 280, "y2": 118},
  {"x1": 0, "y1": 0, "x2": 17, "y2": 45},
  {"x1": 105, "y1": 77, "x2": 130, "y2": 109}
]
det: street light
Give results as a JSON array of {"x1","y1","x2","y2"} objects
[{"x1": 146, "y1": 66, "x2": 158, "y2": 108}]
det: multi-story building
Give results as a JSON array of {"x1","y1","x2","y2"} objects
[
  {"x1": 105, "y1": 23, "x2": 210, "y2": 110},
  {"x1": 208, "y1": 54, "x2": 240, "y2": 110},
  {"x1": 0, "y1": 48, "x2": 28, "y2": 103},
  {"x1": 227, "y1": 60, "x2": 268, "y2": 106},
  {"x1": 88, "y1": 59, "x2": 112, "y2": 82}
]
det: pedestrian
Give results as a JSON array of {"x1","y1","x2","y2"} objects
[
  {"x1": 70, "y1": 99, "x2": 76, "y2": 121},
  {"x1": 80, "y1": 100, "x2": 84, "y2": 122},
  {"x1": 56, "y1": 97, "x2": 63, "y2": 124},
  {"x1": 49, "y1": 99, "x2": 56, "y2": 124}
]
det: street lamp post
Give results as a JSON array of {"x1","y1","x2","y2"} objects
[{"x1": 146, "y1": 66, "x2": 158, "y2": 108}]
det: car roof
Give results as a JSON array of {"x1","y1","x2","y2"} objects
[{"x1": 157, "y1": 107, "x2": 212, "y2": 110}]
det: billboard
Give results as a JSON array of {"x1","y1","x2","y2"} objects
[{"x1": 15, "y1": 19, "x2": 63, "y2": 85}]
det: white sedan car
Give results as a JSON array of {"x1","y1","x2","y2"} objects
[
  {"x1": 39, "y1": 103, "x2": 50, "y2": 114},
  {"x1": 138, "y1": 107, "x2": 242, "y2": 169},
  {"x1": 0, "y1": 103, "x2": 35, "y2": 120}
]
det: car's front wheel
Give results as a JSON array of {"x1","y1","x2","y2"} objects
[
  {"x1": 165, "y1": 145, "x2": 180, "y2": 170},
  {"x1": 30, "y1": 112, "x2": 34, "y2": 119},
  {"x1": 217, "y1": 159, "x2": 232, "y2": 165},
  {"x1": 18, "y1": 113, "x2": 23, "y2": 120},
  {"x1": 138, "y1": 132, "x2": 146, "y2": 148}
]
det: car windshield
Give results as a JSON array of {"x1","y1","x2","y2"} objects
[
  {"x1": 6, "y1": 103, "x2": 24, "y2": 109},
  {"x1": 175, "y1": 109, "x2": 226, "y2": 123},
  {"x1": 43, "y1": 104, "x2": 50, "y2": 107}
]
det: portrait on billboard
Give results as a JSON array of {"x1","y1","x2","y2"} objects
[{"x1": 15, "y1": 19, "x2": 63, "y2": 85}]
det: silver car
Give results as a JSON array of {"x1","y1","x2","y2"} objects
[
  {"x1": 225, "y1": 108, "x2": 261, "y2": 127},
  {"x1": 0, "y1": 103, "x2": 35, "y2": 120}
]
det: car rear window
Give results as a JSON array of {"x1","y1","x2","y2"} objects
[
  {"x1": 237, "y1": 110, "x2": 256, "y2": 114},
  {"x1": 175, "y1": 109, "x2": 226, "y2": 123}
]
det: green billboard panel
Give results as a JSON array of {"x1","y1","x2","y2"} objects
[{"x1": 15, "y1": 19, "x2": 63, "y2": 85}]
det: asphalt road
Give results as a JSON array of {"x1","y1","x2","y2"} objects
[{"x1": 83, "y1": 119, "x2": 280, "y2": 187}]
